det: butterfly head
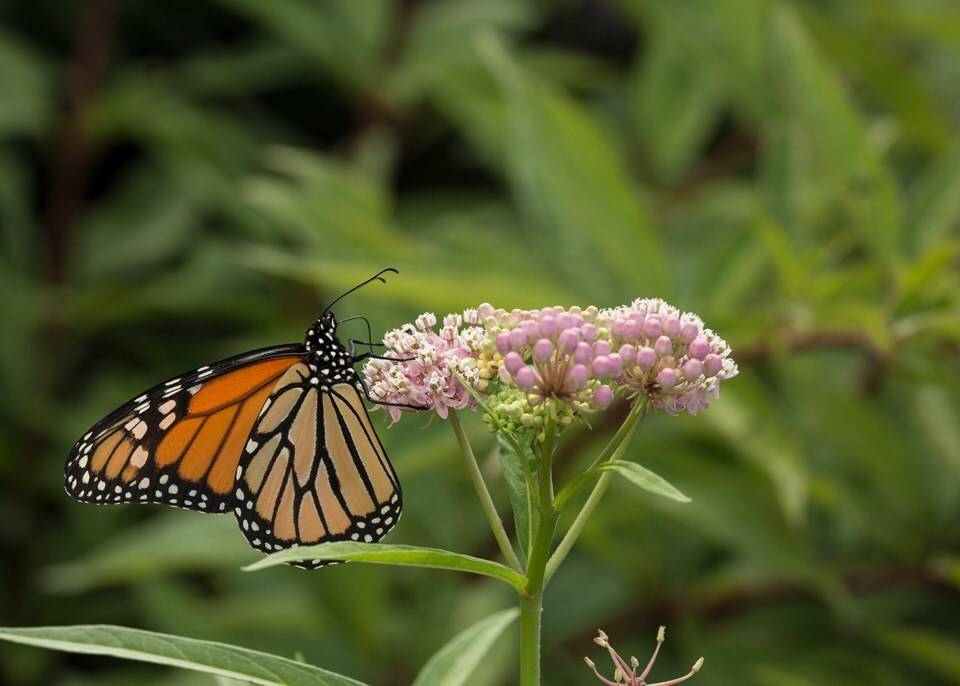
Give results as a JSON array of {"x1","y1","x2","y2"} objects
[{"x1": 303, "y1": 314, "x2": 354, "y2": 383}]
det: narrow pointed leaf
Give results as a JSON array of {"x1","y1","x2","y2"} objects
[
  {"x1": 599, "y1": 460, "x2": 691, "y2": 503},
  {"x1": 412, "y1": 608, "x2": 518, "y2": 686},
  {"x1": 497, "y1": 435, "x2": 536, "y2": 559},
  {"x1": 0, "y1": 625, "x2": 366, "y2": 685},
  {"x1": 243, "y1": 542, "x2": 527, "y2": 591}
]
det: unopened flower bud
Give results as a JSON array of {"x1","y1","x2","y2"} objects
[
  {"x1": 573, "y1": 342, "x2": 593, "y2": 364},
  {"x1": 514, "y1": 366, "x2": 536, "y2": 389},
  {"x1": 654, "y1": 335, "x2": 674, "y2": 356},
  {"x1": 594, "y1": 385, "x2": 613, "y2": 408},
  {"x1": 538, "y1": 315, "x2": 557, "y2": 337},
  {"x1": 663, "y1": 314, "x2": 681, "y2": 337},
  {"x1": 606, "y1": 353, "x2": 624, "y2": 376},
  {"x1": 592, "y1": 340, "x2": 611, "y2": 357},
  {"x1": 688, "y1": 337, "x2": 709, "y2": 360},
  {"x1": 503, "y1": 352, "x2": 524, "y2": 374},
  {"x1": 583, "y1": 657, "x2": 595, "y2": 669},
  {"x1": 703, "y1": 353, "x2": 722, "y2": 377},
  {"x1": 682, "y1": 358, "x2": 703, "y2": 379},
  {"x1": 679, "y1": 321, "x2": 699, "y2": 342},
  {"x1": 521, "y1": 320, "x2": 539, "y2": 342},
  {"x1": 495, "y1": 331, "x2": 510, "y2": 353},
  {"x1": 532, "y1": 338, "x2": 553, "y2": 361},
  {"x1": 558, "y1": 328, "x2": 580, "y2": 352},
  {"x1": 592, "y1": 356, "x2": 610, "y2": 376},
  {"x1": 658, "y1": 367, "x2": 678, "y2": 389},
  {"x1": 618, "y1": 344, "x2": 637, "y2": 364},
  {"x1": 637, "y1": 346, "x2": 657, "y2": 369},
  {"x1": 622, "y1": 318, "x2": 642, "y2": 340},
  {"x1": 509, "y1": 328, "x2": 528, "y2": 350},
  {"x1": 693, "y1": 657, "x2": 704, "y2": 673},
  {"x1": 568, "y1": 364, "x2": 588, "y2": 388},
  {"x1": 580, "y1": 323, "x2": 597, "y2": 343},
  {"x1": 477, "y1": 302, "x2": 495, "y2": 318},
  {"x1": 643, "y1": 315, "x2": 662, "y2": 339}
]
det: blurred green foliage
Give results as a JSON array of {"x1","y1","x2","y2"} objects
[{"x1": 1, "y1": 0, "x2": 959, "y2": 684}]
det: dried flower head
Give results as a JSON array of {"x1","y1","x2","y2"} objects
[{"x1": 584, "y1": 626, "x2": 703, "y2": 686}]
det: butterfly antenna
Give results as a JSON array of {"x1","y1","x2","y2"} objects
[{"x1": 323, "y1": 268, "x2": 398, "y2": 314}]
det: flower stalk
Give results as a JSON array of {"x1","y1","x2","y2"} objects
[
  {"x1": 448, "y1": 409, "x2": 523, "y2": 573},
  {"x1": 546, "y1": 397, "x2": 647, "y2": 584},
  {"x1": 519, "y1": 403, "x2": 559, "y2": 686}
]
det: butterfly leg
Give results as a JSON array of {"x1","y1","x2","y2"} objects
[
  {"x1": 337, "y1": 315, "x2": 377, "y2": 349},
  {"x1": 355, "y1": 377, "x2": 431, "y2": 411},
  {"x1": 348, "y1": 339, "x2": 414, "y2": 364}
]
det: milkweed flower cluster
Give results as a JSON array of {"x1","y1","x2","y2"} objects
[
  {"x1": 598, "y1": 298, "x2": 737, "y2": 415},
  {"x1": 362, "y1": 308, "x2": 500, "y2": 422},
  {"x1": 363, "y1": 298, "x2": 737, "y2": 429}
]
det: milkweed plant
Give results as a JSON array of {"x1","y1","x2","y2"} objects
[
  {"x1": 361, "y1": 299, "x2": 737, "y2": 685},
  {"x1": 0, "y1": 297, "x2": 736, "y2": 686}
]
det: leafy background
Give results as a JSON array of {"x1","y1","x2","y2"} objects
[{"x1": 2, "y1": 0, "x2": 960, "y2": 684}]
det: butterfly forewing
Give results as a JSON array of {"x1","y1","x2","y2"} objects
[
  {"x1": 64, "y1": 346, "x2": 304, "y2": 513},
  {"x1": 234, "y1": 362, "x2": 402, "y2": 568}
]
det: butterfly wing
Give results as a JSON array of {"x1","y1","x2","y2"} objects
[
  {"x1": 234, "y1": 362, "x2": 402, "y2": 568},
  {"x1": 65, "y1": 345, "x2": 304, "y2": 513}
]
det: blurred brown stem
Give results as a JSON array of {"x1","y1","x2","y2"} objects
[
  {"x1": 564, "y1": 561, "x2": 955, "y2": 647},
  {"x1": 42, "y1": 0, "x2": 119, "y2": 283}
]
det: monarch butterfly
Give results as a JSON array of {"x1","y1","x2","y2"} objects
[{"x1": 64, "y1": 269, "x2": 416, "y2": 569}]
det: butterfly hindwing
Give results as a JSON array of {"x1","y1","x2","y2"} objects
[
  {"x1": 234, "y1": 362, "x2": 402, "y2": 568},
  {"x1": 64, "y1": 346, "x2": 304, "y2": 513}
]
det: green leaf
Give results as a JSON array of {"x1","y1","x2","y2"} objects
[
  {"x1": 874, "y1": 626, "x2": 960, "y2": 682},
  {"x1": 905, "y1": 144, "x2": 960, "y2": 256},
  {"x1": 412, "y1": 608, "x2": 518, "y2": 686},
  {"x1": 553, "y1": 469, "x2": 600, "y2": 512},
  {"x1": 497, "y1": 435, "x2": 536, "y2": 559},
  {"x1": 476, "y1": 32, "x2": 663, "y2": 298},
  {"x1": 0, "y1": 28, "x2": 52, "y2": 138},
  {"x1": 41, "y1": 512, "x2": 250, "y2": 594},
  {"x1": 0, "y1": 625, "x2": 366, "y2": 686},
  {"x1": 212, "y1": 0, "x2": 391, "y2": 89},
  {"x1": 598, "y1": 460, "x2": 691, "y2": 503},
  {"x1": 243, "y1": 542, "x2": 528, "y2": 591},
  {"x1": 765, "y1": 5, "x2": 901, "y2": 263},
  {"x1": 389, "y1": 0, "x2": 536, "y2": 105},
  {"x1": 628, "y1": 16, "x2": 723, "y2": 183}
]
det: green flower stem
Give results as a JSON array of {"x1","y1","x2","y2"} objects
[
  {"x1": 448, "y1": 410, "x2": 524, "y2": 573},
  {"x1": 588, "y1": 396, "x2": 649, "y2": 470},
  {"x1": 543, "y1": 398, "x2": 647, "y2": 585},
  {"x1": 519, "y1": 405, "x2": 559, "y2": 686}
]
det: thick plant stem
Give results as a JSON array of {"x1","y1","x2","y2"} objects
[
  {"x1": 519, "y1": 406, "x2": 558, "y2": 686},
  {"x1": 519, "y1": 592, "x2": 543, "y2": 686},
  {"x1": 448, "y1": 410, "x2": 523, "y2": 572},
  {"x1": 544, "y1": 398, "x2": 647, "y2": 584}
]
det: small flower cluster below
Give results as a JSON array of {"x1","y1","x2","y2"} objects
[
  {"x1": 363, "y1": 298, "x2": 737, "y2": 428},
  {"x1": 585, "y1": 627, "x2": 703, "y2": 686}
]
